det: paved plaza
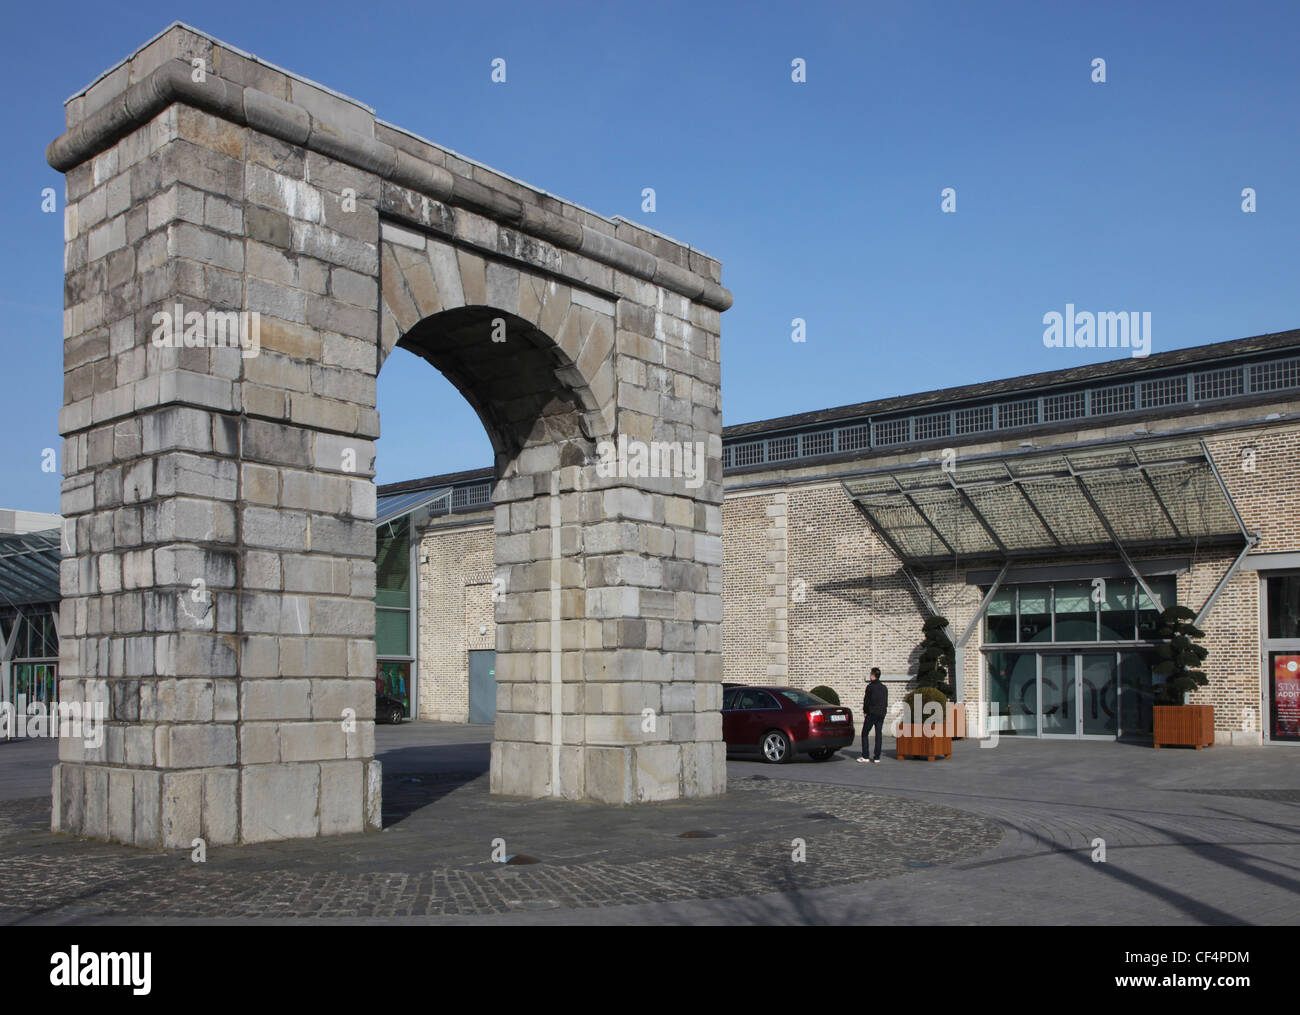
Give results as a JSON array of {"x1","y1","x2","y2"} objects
[{"x1": 1, "y1": 724, "x2": 1297, "y2": 924}]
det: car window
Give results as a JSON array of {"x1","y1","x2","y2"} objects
[
  {"x1": 722, "y1": 688, "x2": 742, "y2": 710},
  {"x1": 738, "y1": 689, "x2": 778, "y2": 710},
  {"x1": 777, "y1": 688, "x2": 831, "y2": 707}
]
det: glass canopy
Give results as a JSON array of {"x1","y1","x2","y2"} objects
[
  {"x1": 0, "y1": 529, "x2": 61, "y2": 607},
  {"x1": 842, "y1": 438, "x2": 1248, "y2": 567}
]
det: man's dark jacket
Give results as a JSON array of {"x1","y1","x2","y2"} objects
[{"x1": 864, "y1": 679, "x2": 888, "y2": 718}]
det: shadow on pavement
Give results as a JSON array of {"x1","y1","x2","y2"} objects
[{"x1": 377, "y1": 741, "x2": 490, "y2": 828}]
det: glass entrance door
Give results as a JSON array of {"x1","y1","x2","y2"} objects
[
  {"x1": 1264, "y1": 575, "x2": 1300, "y2": 742},
  {"x1": 1040, "y1": 654, "x2": 1075, "y2": 735},
  {"x1": 986, "y1": 649, "x2": 1150, "y2": 739},
  {"x1": 1037, "y1": 653, "x2": 1120, "y2": 737},
  {"x1": 1080, "y1": 654, "x2": 1118, "y2": 736},
  {"x1": 1034, "y1": 652, "x2": 1076, "y2": 732},
  {"x1": 1119, "y1": 651, "x2": 1158, "y2": 736}
]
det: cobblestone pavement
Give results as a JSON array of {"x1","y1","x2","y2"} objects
[
  {"x1": 500, "y1": 735, "x2": 1300, "y2": 926},
  {"x1": 0, "y1": 730, "x2": 1000, "y2": 923},
  {"x1": 2, "y1": 726, "x2": 1297, "y2": 924}
]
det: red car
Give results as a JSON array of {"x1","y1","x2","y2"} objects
[{"x1": 721, "y1": 685, "x2": 855, "y2": 763}]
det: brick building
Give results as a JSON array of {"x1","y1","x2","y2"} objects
[{"x1": 382, "y1": 328, "x2": 1300, "y2": 747}]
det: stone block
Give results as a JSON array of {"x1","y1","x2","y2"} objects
[
  {"x1": 132, "y1": 769, "x2": 161, "y2": 846},
  {"x1": 166, "y1": 724, "x2": 237, "y2": 768},
  {"x1": 108, "y1": 768, "x2": 135, "y2": 842},
  {"x1": 83, "y1": 765, "x2": 109, "y2": 838},
  {"x1": 280, "y1": 721, "x2": 347, "y2": 762},
  {"x1": 242, "y1": 679, "x2": 312, "y2": 720},
  {"x1": 319, "y1": 760, "x2": 364, "y2": 835},
  {"x1": 554, "y1": 745, "x2": 587, "y2": 800},
  {"x1": 202, "y1": 769, "x2": 238, "y2": 845},
  {"x1": 56, "y1": 763, "x2": 84, "y2": 834},
  {"x1": 241, "y1": 763, "x2": 321, "y2": 843},
  {"x1": 633, "y1": 743, "x2": 682, "y2": 802},
  {"x1": 246, "y1": 205, "x2": 293, "y2": 247},
  {"x1": 365, "y1": 759, "x2": 382, "y2": 831},
  {"x1": 160, "y1": 770, "x2": 202, "y2": 848},
  {"x1": 583, "y1": 746, "x2": 632, "y2": 804},
  {"x1": 489, "y1": 741, "x2": 551, "y2": 798}
]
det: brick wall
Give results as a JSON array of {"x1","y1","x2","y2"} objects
[
  {"x1": 720, "y1": 492, "x2": 772, "y2": 684},
  {"x1": 416, "y1": 520, "x2": 491, "y2": 721}
]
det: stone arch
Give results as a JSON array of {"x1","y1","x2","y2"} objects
[
  {"x1": 379, "y1": 230, "x2": 617, "y2": 464},
  {"x1": 47, "y1": 24, "x2": 730, "y2": 845},
  {"x1": 397, "y1": 305, "x2": 595, "y2": 467}
]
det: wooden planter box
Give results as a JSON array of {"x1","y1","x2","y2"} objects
[
  {"x1": 895, "y1": 725, "x2": 953, "y2": 761},
  {"x1": 1153, "y1": 705, "x2": 1215, "y2": 749}
]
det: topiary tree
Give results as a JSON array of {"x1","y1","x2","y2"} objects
[
  {"x1": 899, "y1": 685, "x2": 949, "y2": 731},
  {"x1": 809, "y1": 685, "x2": 840, "y2": 706},
  {"x1": 915, "y1": 614, "x2": 956, "y2": 699},
  {"x1": 1152, "y1": 605, "x2": 1208, "y2": 704}
]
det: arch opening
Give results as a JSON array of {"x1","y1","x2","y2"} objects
[{"x1": 393, "y1": 306, "x2": 598, "y2": 475}]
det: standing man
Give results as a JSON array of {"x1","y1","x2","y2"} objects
[{"x1": 858, "y1": 667, "x2": 888, "y2": 764}]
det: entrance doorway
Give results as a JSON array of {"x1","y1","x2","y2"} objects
[
  {"x1": 468, "y1": 650, "x2": 497, "y2": 724},
  {"x1": 986, "y1": 650, "x2": 1159, "y2": 739},
  {"x1": 1264, "y1": 574, "x2": 1300, "y2": 741},
  {"x1": 1040, "y1": 654, "x2": 1119, "y2": 737}
]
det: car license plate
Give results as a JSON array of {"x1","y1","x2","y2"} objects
[{"x1": 830, "y1": 714, "x2": 846, "y2": 722}]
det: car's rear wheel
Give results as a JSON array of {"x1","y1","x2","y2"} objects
[
  {"x1": 760, "y1": 730, "x2": 792, "y2": 764},
  {"x1": 388, "y1": 705, "x2": 404, "y2": 725},
  {"x1": 808, "y1": 748, "x2": 836, "y2": 761}
]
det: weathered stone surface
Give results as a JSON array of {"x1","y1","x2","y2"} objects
[
  {"x1": 319, "y1": 760, "x2": 364, "y2": 835},
  {"x1": 241, "y1": 763, "x2": 320, "y2": 843},
  {"x1": 160, "y1": 770, "x2": 202, "y2": 848}
]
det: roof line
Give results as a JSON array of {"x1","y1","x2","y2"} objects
[{"x1": 724, "y1": 327, "x2": 1300, "y2": 439}]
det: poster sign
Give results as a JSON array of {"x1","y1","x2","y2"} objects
[
  {"x1": 378, "y1": 660, "x2": 410, "y2": 716},
  {"x1": 1272, "y1": 654, "x2": 1300, "y2": 741}
]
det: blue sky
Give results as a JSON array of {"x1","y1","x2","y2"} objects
[{"x1": 2, "y1": 0, "x2": 1297, "y2": 512}]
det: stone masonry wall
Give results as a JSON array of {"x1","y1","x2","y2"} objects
[{"x1": 55, "y1": 92, "x2": 383, "y2": 845}]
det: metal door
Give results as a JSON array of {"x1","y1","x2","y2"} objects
[{"x1": 468, "y1": 650, "x2": 497, "y2": 724}]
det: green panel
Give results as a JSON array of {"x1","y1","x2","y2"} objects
[
  {"x1": 375, "y1": 608, "x2": 410, "y2": 657},
  {"x1": 1137, "y1": 577, "x2": 1177, "y2": 638},
  {"x1": 1099, "y1": 581, "x2": 1137, "y2": 641},
  {"x1": 1054, "y1": 581, "x2": 1097, "y2": 641},
  {"x1": 376, "y1": 517, "x2": 410, "y2": 593},
  {"x1": 375, "y1": 588, "x2": 409, "y2": 609},
  {"x1": 375, "y1": 514, "x2": 410, "y2": 612},
  {"x1": 986, "y1": 652, "x2": 1037, "y2": 735},
  {"x1": 1019, "y1": 586, "x2": 1052, "y2": 642},
  {"x1": 984, "y1": 588, "x2": 1016, "y2": 644}
]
